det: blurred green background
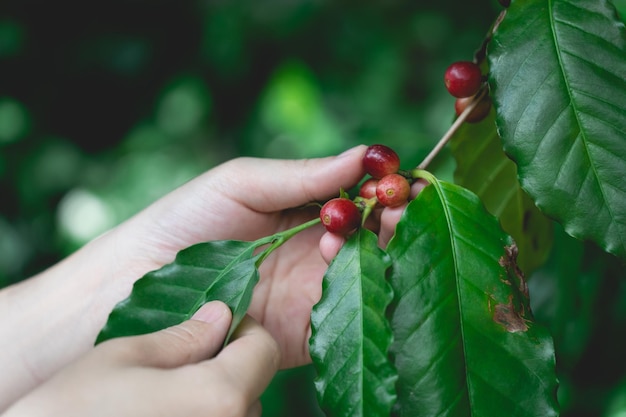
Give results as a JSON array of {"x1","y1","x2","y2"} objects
[{"x1": 1, "y1": 1, "x2": 625, "y2": 416}]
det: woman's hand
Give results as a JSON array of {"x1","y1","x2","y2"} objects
[
  {"x1": 0, "y1": 146, "x2": 368, "y2": 408},
  {"x1": 0, "y1": 144, "x2": 426, "y2": 411},
  {"x1": 3, "y1": 301, "x2": 280, "y2": 417},
  {"x1": 111, "y1": 145, "x2": 369, "y2": 369}
]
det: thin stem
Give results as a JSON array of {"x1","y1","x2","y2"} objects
[
  {"x1": 416, "y1": 87, "x2": 488, "y2": 170},
  {"x1": 354, "y1": 196, "x2": 378, "y2": 226},
  {"x1": 255, "y1": 217, "x2": 321, "y2": 266},
  {"x1": 417, "y1": 8, "x2": 503, "y2": 173},
  {"x1": 474, "y1": 9, "x2": 507, "y2": 64},
  {"x1": 410, "y1": 169, "x2": 437, "y2": 184}
]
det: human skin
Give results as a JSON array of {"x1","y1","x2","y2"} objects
[
  {"x1": 2, "y1": 302, "x2": 279, "y2": 417},
  {"x1": 0, "y1": 145, "x2": 368, "y2": 410},
  {"x1": 0, "y1": 145, "x2": 426, "y2": 412}
]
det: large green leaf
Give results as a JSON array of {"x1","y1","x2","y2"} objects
[
  {"x1": 309, "y1": 228, "x2": 397, "y2": 417},
  {"x1": 387, "y1": 172, "x2": 559, "y2": 416},
  {"x1": 488, "y1": 0, "x2": 626, "y2": 259},
  {"x1": 95, "y1": 238, "x2": 270, "y2": 344},
  {"x1": 449, "y1": 110, "x2": 554, "y2": 274}
]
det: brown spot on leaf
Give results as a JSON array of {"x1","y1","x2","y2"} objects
[
  {"x1": 493, "y1": 243, "x2": 534, "y2": 332},
  {"x1": 499, "y1": 243, "x2": 529, "y2": 299},
  {"x1": 494, "y1": 295, "x2": 529, "y2": 333}
]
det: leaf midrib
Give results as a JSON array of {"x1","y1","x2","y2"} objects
[
  {"x1": 547, "y1": 0, "x2": 622, "y2": 247},
  {"x1": 186, "y1": 244, "x2": 260, "y2": 319},
  {"x1": 431, "y1": 180, "x2": 474, "y2": 416}
]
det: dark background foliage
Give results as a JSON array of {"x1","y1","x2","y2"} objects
[{"x1": 1, "y1": 1, "x2": 625, "y2": 415}]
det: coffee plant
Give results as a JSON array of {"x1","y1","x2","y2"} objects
[{"x1": 96, "y1": 0, "x2": 626, "y2": 415}]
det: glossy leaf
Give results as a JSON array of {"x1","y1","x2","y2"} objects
[
  {"x1": 449, "y1": 109, "x2": 554, "y2": 274},
  {"x1": 95, "y1": 238, "x2": 270, "y2": 344},
  {"x1": 488, "y1": 0, "x2": 626, "y2": 259},
  {"x1": 309, "y1": 228, "x2": 397, "y2": 417},
  {"x1": 387, "y1": 172, "x2": 559, "y2": 416}
]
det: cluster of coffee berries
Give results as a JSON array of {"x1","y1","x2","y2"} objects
[
  {"x1": 443, "y1": 60, "x2": 491, "y2": 123},
  {"x1": 359, "y1": 145, "x2": 410, "y2": 208},
  {"x1": 320, "y1": 144, "x2": 412, "y2": 236}
]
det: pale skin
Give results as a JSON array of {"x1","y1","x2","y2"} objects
[
  {"x1": 3, "y1": 303, "x2": 278, "y2": 417},
  {"x1": 0, "y1": 145, "x2": 425, "y2": 416}
]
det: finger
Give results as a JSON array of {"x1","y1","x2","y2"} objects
[
  {"x1": 320, "y1": 204, "x2": 384, "y2": 264},
  {"x1": 211, "y1": 316, "x2": 281, "y2": 403},
  {"x1": 379, "y1": 203, "x2": 407, "y2": 248},
  {"x1": 319, "y1": 232, "x2": 346, "y2": 264},
  {"x1": 378, "y1": 178, "x2": 430, "y2": 247},
  {"x1": 103, "y1": 301, "x2": 232, "y2": 368},
  {"x1": 411, "y1": 178, "x2": 429, "y2": 199},
  {"x1": 215, "y1": 145, "x2": 367, "y2": 211}
]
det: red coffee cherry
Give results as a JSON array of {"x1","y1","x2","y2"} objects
[
  {"x1": 444, "y1": 61, "x2": 483, "y2": 98},
  {"x1": 359, "y1": 178, "x2": 379, "y2": 199},
  {"x1": 362, "y1": 144, "x2": 400, "y2": 179},
  {"x1": 320, "y1": 198, "x2": 361, "y2": 235},
  {"x1": 455, "y1": 94, "x2": 492, "y2": 123},
  {"x1": 376, "y1": 173, "x2": 411, "y2": 208}
]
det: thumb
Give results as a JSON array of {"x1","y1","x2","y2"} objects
[
  {"x1": 107, "y1": 301, "x2": 232, "y2": 368},
  {"x1": 215, "y1": 145, "x2": 367, "y2": 212}
]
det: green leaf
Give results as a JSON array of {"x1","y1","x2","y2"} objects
[
  {"x1": 309, "y1": 228, "x2": 397, "y2": 417},
  {"x1": 488, "y1": 0, "x2": 626, "y2": 259},
  {"x1": 387, "y1": 172, "x2": 559, "y2": 416},
  {"x1": 449, "y1": 110, "x2": 554, "y2": 274},
  {"x1": 95, "y1": 238, "x2": 270, "y2": 344}
]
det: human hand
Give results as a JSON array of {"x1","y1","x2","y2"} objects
[
  {"x1": 3, "y1": 301, "x2": 280, "y2": 417},
  {"x1": 318, "y1": 177, "x2": 430, "y2": 264},
  {"x1": 104, "y1": 145, "x2": 370, "y2": 369},
  {"x1": 0, "y1": 144, "x2": 413, "y2": 408}
]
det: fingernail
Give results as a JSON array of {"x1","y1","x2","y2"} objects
[
  {"x1": 338, "y1": 145, "x2": 366, "y2": 158},
  {"x1": 191, "y1": 301, "x2": 229, "y2": 324}
]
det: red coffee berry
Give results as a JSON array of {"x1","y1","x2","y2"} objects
[
  {"x1": 376, "y1": 173, "x2": 411, "y2": 208},
  {"x1": 455, "y1": 94, "x2": 492, "y2": 123},
  {"x1": 359, "y1": 178, "x2": 379, "y2": 199},
  {"x1": 320, "y1": 198, "x2": 361, "y2": 235},
  {"x1": 362, "y1": 144, "x2": 401, "y2": 179},
  {"x1": 444, "y1": 61, "x2": 483, "y2": 98}
]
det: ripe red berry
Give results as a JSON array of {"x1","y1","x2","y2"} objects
[
  {"x1": 320, "y1": 198, "x2": 361, "y2": 235},
  {"x1": 359, "y1": 178, "x2": 379, "y2": 199},
  {"x1": 455, "y1": 94, "x2": 492, "y2": 123},
  {"x1": 376, "y1": 174, "x2": 411, "y2": 208},
  {"x1": 362, "y1": 144, "x2": 400, "y2": 179},
  {"x1": 444, "y1": 61, "x2": 483, "y2": 98}
]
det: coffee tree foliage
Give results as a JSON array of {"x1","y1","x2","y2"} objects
[{"x1": 1, "y1": 0, "x2": 625, "y2": 416}]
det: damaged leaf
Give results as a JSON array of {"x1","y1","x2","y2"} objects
[
  {"x1": 387, "y1": 171, "x2": 559, "y2": 416},
  {"x1": 449, "y1": 108, "x2": 554, "y2": 275}
]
